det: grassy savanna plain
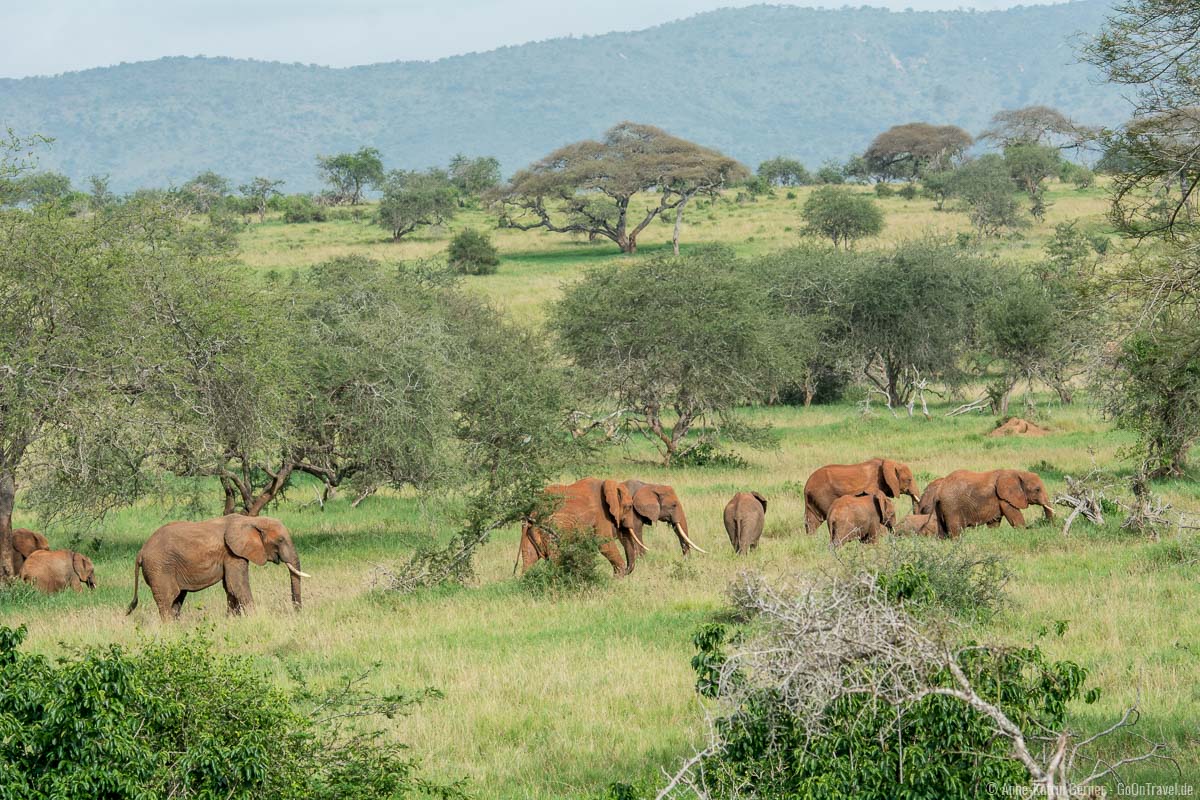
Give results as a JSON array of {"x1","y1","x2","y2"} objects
[{"x1": 4, "y1": 181, "x2": 1199, "y2": 797}]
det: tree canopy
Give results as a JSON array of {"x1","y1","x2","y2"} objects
[
  {"x1": 863, "y1": 122, "x2": 973, "y2": 181},
  {"x1": 493, "y1": 122, "x2": 746, "y2": 253},
  {"x1": 316, "y1": 147, "x2": 384, "y2": 205}
]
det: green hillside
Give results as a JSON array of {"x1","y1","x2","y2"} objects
[{"x1": 0, "y1": 1, "x2": 1126, "y2": 191}]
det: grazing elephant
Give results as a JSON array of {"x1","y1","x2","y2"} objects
[
  {"x1": 128, "y1": 514, "x2": 309, "y2": 621},
  {"x1": 828, "y1": 492, "x2": 896, "y2": 546},
  {"x1": 20, "y1": 549, "x2": 95, "y2": 593},
  {"x1": 934, "y1": 469, "x2": 1054, "y2": 538},
  {"x1": 804, "y1": 458, "x2": 920, "y2": 534},
  {"x1": 10, "y1": 529, "x2": 50, "y2": 576},
  {"x1": 520, "y1": 478, "x2": 639, "y2": 575},
  {"x1": 619, "y1": 479, "x2": 705, "y2": 569},
  {"x1": 723, "y1": 492, "x2": 768, "y2": 555},
  {"x1": 897, "y1": 513, "x2": 939, "y2": 536}
]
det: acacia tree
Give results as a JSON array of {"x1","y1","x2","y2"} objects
[
  {"x1": 863, "y1": 123, "x2": 973, "y2": 182},
  {"x1": 981, "y1": 105, "x2": 1095, "y2": 150},
  {"x1": 800, "y1": 187, "x2": 884, "y2": 249},
  {"x1": 239, "y1": 177, "x2": 284, "y2": 222},
  {"x1": 550, "y1": 248, "x2": 782, "y2": 464},
  {"x1": 757, "y1": 157, "x2": 811, "y2": 187},
  {"x1": 376, "y1": 169, "x2": 458, "y2": 240},
  {"x1": 0, "y1": 198, "x2": 231, "y2": 577},
  {"x1": 493, "y1": 122, "x2": 745, "y2": 254},
  {"x1": 448, "y1": 154, "x2": 501, "y2": 196},
  {"x1": 316, "y1": 147, "x2": 384, "y2": 205}
]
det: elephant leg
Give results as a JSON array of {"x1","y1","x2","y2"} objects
[
  {"x1": 598, "y1": 538, "x2": 627, "y2": 576},
  {"x1": 170, "y1": 590, "x2": 188, "y2": 620},
  {"x1": 223, "y1": 561, "x2": 255, "y2": 615},
  {"x1": 804, "y1": 497, "x2": 823, "y2": 535},
  {"x1": 999, "y1": 502, "x2": 1026, "y2": 529}
]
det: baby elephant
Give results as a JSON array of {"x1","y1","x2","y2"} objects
[
  {"x1": 20, "y1": 549, "x2": 96, "y2": 593},
  {"x1": 898, "y1": 513, "x2": 940, "y2": 537},
  {"x1": 828, "y1": 492, "x2": 895, "y2": 546},
  {"x1": 723, "y1": 491, "x2": 768, "y2": 554}
]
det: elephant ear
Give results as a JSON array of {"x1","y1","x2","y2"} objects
[
  {"x1": 872, "y1": 493, "x2": 888, "y2": 524},
  {"x1": 13, "y1": 530, "x2": 46, "y2": 557},
  {"x1": 602, "y1": 480, "x2": 628, "y2": 524},
  {"x1": 72, "y1": 552, "x2": 90, "y2": 580},
  {"x1": 225, "y1": 517, "x2": 268, "y2": 565},
  {"x1": 632, "y1": 486, "x2": 661, "y2": 524},
  {"x1": 879, "y1": 461, "x2": 901, "y2": 498},
  {"x1": 751, "y1": 492, "x2": 767, "y2": 512},
  {"x1": 996, "y1": 472, "x2": 1030, "y2": 509}
]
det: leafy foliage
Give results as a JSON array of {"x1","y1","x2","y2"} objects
[
  {"x1": 447, "y1": 228, "x2": 500, "y2": 274},
  {"x1": 799, "y1": 186, "x2": 884, "y2": 248},
  {"x1": 0, "y1": 625, "x2": 463, "y2": 799},
  {"x1": 377, "y1": 169, "x2": 458, "y2": 240}
]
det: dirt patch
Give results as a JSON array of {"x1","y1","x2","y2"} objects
[{"x1": 988, "y1": 417, "x2": 1049, "y2": 437}]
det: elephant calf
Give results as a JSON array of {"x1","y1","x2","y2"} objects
[
  {"x1": 9, "y1": 528, "x2": 50, "y2": 576},
  {"x1": 897, "y1": 513, "x2": 939, "y2": 536},
  {"x1": 723, "y1": 492, "x2": 767, "y2": 555},
  {"x1": 20, "y1": 549, "x2": 96, "y2": 593},
  {"x1": 828, "y1": 492, "x2": 895, "y2": 546}
]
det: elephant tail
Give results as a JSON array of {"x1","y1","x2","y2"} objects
[{"x1": 126, "y1": 554, "x2": 142, "y2": 615}]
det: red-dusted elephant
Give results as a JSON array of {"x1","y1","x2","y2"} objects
[
  {"x1": 10, "y1": 528, "x2": 50, "y2": 576},
  {"x1": 828, "y1": 491, "x2": 896, "y2": 546},
  {"x1": 20, "y1": 549, "x2": 96, "y2": 593},
  {"x1": 618, "y1": 479, "x2": 704, "y2": 566},
  {"x1": 933, "y1": 469, "x2": 1054, "y2": 538},
  {"x1": 804, "y1": 458, "x2": 920, "y2": 534},
  {"x1": 723, "y1": 491, "x2": 767, "y2": 554}
]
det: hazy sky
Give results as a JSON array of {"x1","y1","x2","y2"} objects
[{"x1": 4, "y1": 0, "x2": 1068, "y2": 79}]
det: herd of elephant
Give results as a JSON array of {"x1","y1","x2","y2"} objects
[
  {"x1": 6, "y1": 458, "x2": 1051, "y2": 619},
  {"x1": 518, "y1": 458, "x2": 1054, "y2": 574}
]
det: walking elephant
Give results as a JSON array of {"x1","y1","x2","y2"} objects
[
  {"x1": 10, "y1": 529, "x2": 50, "y2": 576},
  {"x1": 127, "y1": 514, "x2": 309, "y2": 621},
  {"x1": 828, "y1": 492, "x2": 895, "y2": 546},
  {"x1": 20, "y1": 549, "x2": 95, "y2": 593},
  {"x1": 804, "y1": 458, "x2": 920, "y2": 534},
  {"x1": 520, "y1": 478, "x2": 644, "y2": 575},
  {"x1": 723, "y1": 491, "x2": 767, "y2": 555},
  {"x1": 619, "y1": 479, "x2": 705, "y2": 568},
  {"x1": 933, "y1": 469, "x2": 1054, "y2": 538}
]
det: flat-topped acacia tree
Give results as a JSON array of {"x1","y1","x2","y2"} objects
[{"x1": 492, "y1": 122, "x2": 747, "y2": 254}]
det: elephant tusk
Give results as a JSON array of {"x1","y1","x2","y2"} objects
[
  {"x1": 629, "y1": 529, "x2": 650, "y2": 551},
  {"x1": 676, "y1": 526, "x2": 707, "y2": 554},
  {"x1": 286, "y1": 563, "x2": 311, "y2": 579}
]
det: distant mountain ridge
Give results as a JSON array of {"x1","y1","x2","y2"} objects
[{"x1": 0, "y1": 1, "x2": 1126, "y2": 192}]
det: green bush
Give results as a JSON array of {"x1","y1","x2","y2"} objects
[
  {"x1": 689, "y1": 621, "x2": 1091, "y2": 799},
  {"x1": 873, "y1": 182, "x2": 895, "y2": 198},
  {"x1": 520, "y1": 527, "x2": 608, "y2": 595},
  {"x1": 897, "y1": 183, "x2": 918, "y2": 200},
  {"x1": 447, "y1": 228, "x2": 500, "y2": 275},
  {"x1": 0, "y1": 625, "x2": 462, "y2": 799},
  {"x1": 863, "y1": 538, "x2": 1012, "y2": 622},
  {"x1": 672, "y1": 441, "x2": 750, "y2": 469},
  {"x1": 281, "y1": 194, "x2": 327, "y2": 223}
]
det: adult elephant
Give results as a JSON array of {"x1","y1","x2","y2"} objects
[
  {"x1": 520, "y1": 478, "x2": 641, "y2": 575},
  {"x1": 20, "y1": 549, "x2": 96, "y2": 593},
  {"x1": 804, "y1": 458, "x2": 920, "y2": 534},
  {"x1": 620, "y1": 479, "x2": 705, "y2": 570},
  {"x1": 10, "y1": 529, "x2": 50, "y2": 576},
  {"x1": 723, "y1": 491, "x2": 767, "y2": 555},
  {"x1": 915, "y1": 478, "x2": 944, "y2": 516},
  {"x1": 934, "y1": 469, "x2": 1054, "y2": 538},
  {"x1": 127, "y1": 514, "x2": 309, "y2": 621}
]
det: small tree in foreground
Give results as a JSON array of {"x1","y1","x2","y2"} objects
[
  {"x1": 447, "y1": 228, "x2": 500, "y2": 274},
  {"x1": 660, "y1": 572, "x2": 1167, "y2": 799},
  {"x1": 376, "y1": 169, "x2": 458, "y2": 240},
  {"x1": 550, "y1": 248, "x2": 781, "y2": 464},
  {"x1": 800, "y1": 186, "x2": 883, "y2": 249},
  {"x1": 951, "y1": 155, "x2": 1027, "y2": 237}
]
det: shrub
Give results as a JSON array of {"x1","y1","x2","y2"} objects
[
  {"x1": 520, "y1": 527, "x2": 607, "y2": 595},
  {"x1": 873, "y1": 182, "x2": 895, "y2": 198},
  {"x1": 800, "y1": 186, "x2": 884, "y2": 248},
  {"x1": 898, "y1": 183, "x2": 918, "y2": 200},
  {"x1": 281, "y1": 194, "x2": 327, "y2": 223},
  {"x1": 672, "y1": 441, "x2": 749, "y2": 469},
  {"x1": 857, "y1": 538, "x2": 1012, "y2": 622},
  {"x1": 0, "y1": 625, "x2": 461, "y2": 799},
  {"x1": 447, "y1": 228, "x2": 500, "y2": 275}
]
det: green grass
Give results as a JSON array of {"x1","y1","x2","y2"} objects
[{"x1": 5, "y1": 180, "x2": 1198, "y2": 796}]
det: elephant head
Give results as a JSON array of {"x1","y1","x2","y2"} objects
[
  {"x1": 224, "y1": 516, "x2": 308, "y2": 608},
  {"x1": 880, "y1": 460, "x2": 921, "y2": 504},
  {"x1": 624, "y1": 481, "x2": 705, "y2": 555},
  {"x1": 601, "y1": 479, "x2": 641, "y2": 548},
  {"x1": 871, "y1": 492, "x2": 897, "y2": 531},
  {"x1": 997, "y1": 471, "x2": 1054, "y2": 520},
  {"x1": 72, "y1": 552, "x2": 96, "y2": 590},
  {"x1": 12, "y1": 529, "x2": 50, "y2": 574}
]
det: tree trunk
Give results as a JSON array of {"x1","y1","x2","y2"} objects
[
  {"x1": 673, "y1": 195, "x2": 689, "y2": 256},
  {"x1": 0, "y1": 471, "x2": 16, "y2": 580}
]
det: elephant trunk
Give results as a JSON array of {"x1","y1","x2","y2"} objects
[{"x1": 672, "y1": 508, "x2": 706, "y2": 555}]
